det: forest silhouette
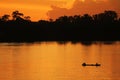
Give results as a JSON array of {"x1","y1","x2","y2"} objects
[{"x1": 0, "y1": 10, "x2": 120, "y2": 42}]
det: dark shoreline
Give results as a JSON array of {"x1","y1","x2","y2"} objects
[
  {"x1": 0, "y1": 10, "x2": 120, "y2": 43},
  {"x1": 0, "y1": 41, "x2": 118, "y2": 46}
]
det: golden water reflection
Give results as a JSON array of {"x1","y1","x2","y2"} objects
[{"x1": 0, "y1": 42, "x2": 120, "y2": 80}]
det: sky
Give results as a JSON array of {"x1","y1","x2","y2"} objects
[{"x1": 0, "y1": 0, "x2": 120, "y2": 21}]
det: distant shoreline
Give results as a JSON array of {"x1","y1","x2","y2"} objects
[{"x1": 0, "y1": 10, "x2": 120, "y2": 43}]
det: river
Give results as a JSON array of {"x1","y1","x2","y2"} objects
[{"x1": 0, "y1": 42, "x2": 120, "y2": 80}]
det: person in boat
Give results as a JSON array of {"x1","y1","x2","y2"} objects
[
  {"x1": 95, "y1": 63, "x2": 101, "y2": 66},
  {"x1": 82, "y1": 63, "x2": 86, "y2": 66}
]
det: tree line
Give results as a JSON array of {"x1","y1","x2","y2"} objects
[{"x1": 0, "y1": 10, "x2": 120, "y2": 42}]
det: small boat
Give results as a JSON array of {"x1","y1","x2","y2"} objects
[{"x1": 82, "y1": 63, "x2": 101, "y2": 67}]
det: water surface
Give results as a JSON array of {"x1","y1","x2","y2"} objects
[{"x1": 0, "y1": 42, "x2": 120, "y2": 80}]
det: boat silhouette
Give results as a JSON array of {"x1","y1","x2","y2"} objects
[{"x1": 82, "y1": 63, "x2": 101, "y2": 67}]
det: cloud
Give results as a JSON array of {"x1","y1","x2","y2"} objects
[
  {"x1": 47, "y1": 0, "x2": 120, "y2": 19},
  {"x1": 47, "y1": 5, "x2": 69, "y2": 19}
]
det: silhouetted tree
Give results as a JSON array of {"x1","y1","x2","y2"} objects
[
  {"x1": 49, "y1": 19, "x2": 54, "y2": 22},
  {"x1": 92, "y1": 14, "x2": 99, "y2": 21},
  {"x1": 68, "y1": 16, "x2": 74, "y2": 23},
  {"x1": 1, "y1": 14, "x2": 10, "y2": 21},
  {"x1": 81, "y1": 14, "x2": 93, "y2": 24},
  {"x1": 55, "y1": 16, "x2": 70, "y2": 23},
  {"x1": 93, "y1": 10, "x2": 118, "y2": 23},
  {"x1": 0, "y1": 17, "x2": 1, "y2": 20},
  {"x1": 12, "y1": 10, "x2": 24, "y2": 20},
  {"x1": 72, "y1": 15, "x2": 81, "y2": 24},
  {"x1": 104, "y1": 11, "x2": 118, "y2": 20},
  {"x1": 24, "y1": 16, "x2": 31, "y2": 21},
  {"x1": 38, "y1": 20, "x2": 49, "y2": 24}
]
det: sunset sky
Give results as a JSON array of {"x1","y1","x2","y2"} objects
[{"x1": 0, "y1": 0, "x2": 120, "y2": 21}]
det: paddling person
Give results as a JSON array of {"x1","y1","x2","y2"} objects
[{"x1": 82, "y1": 63, "x2": 86, "y2": 66}]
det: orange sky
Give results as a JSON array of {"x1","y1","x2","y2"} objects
[{"x1": 0, "y1": 0, "x2": 120, "y2": 21}]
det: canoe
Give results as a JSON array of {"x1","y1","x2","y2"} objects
[{"x1": 82, "y1": 63, "x2": 101, "y2": 66}]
